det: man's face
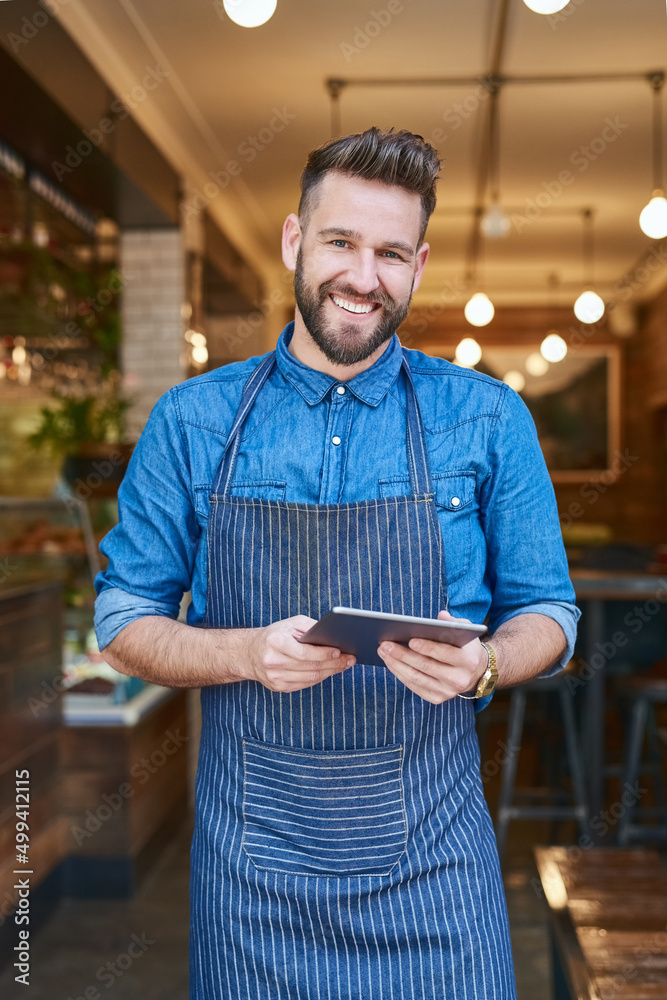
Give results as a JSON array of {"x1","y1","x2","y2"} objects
[{"x1": 284, "y1": 171, "x2": 429, "y2": 367}]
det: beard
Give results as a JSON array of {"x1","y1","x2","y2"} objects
[{"x1": 293, "y1": 249, "x2": 413, "y2": 366}]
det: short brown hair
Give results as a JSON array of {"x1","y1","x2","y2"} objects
[{"x1": 298, "y1": 127, "x2": 441, "y2": 245}]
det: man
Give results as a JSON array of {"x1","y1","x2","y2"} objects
[{"x1": 96, "y1": 127, "x2": 579, "y2": 999}]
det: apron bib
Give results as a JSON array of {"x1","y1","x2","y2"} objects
[{"x1": 190, "y1": 351, "x2": 516, "y2": 999}]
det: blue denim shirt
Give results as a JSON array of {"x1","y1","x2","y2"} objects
[{"x1": 95, "y1": 322, "x2": 579, "y2": 675}]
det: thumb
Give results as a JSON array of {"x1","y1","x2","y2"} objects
[{"x1": 437, "y1": 608, "x2": 471, "y2": 623}]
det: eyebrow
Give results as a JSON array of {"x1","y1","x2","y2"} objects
[{"x1": 317, "y1": 227, "x2": 415, "y2": 259}]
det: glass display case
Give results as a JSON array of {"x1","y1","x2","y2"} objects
[{"x1": 0, "y1": 495, "x2": 148, "y2": 708}]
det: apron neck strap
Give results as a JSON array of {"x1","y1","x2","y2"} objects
[
  {"x1": 401, "y1": 349, "x2": 433, "y2": 496},
  {"x1": 211, "y1": 348, "x2": 434, "y2": 497},
  {"x1": 212, "y1": 352, "x2": 276, "y2": 496}
]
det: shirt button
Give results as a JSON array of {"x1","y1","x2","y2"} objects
[
  {"x1": 336, "y1": 385, "x2": 346, "y2": 395},
  {"x1": 332, "y1": 436, "x2": 341, "y2": 446},
  {"x1": 451, "y1": 496, "x2": 461, "y2": 507}
]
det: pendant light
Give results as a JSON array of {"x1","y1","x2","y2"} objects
[
  {"x1": 480, "y1": 84, "x2": 510, "y2": 239},
  {"x1": 639, "y1": 72, "x2": 667, "y2": 239},
  {"x1": 541, "y1": 332, "x2": 567, "y2": 363},
  {"x1": 541, "y1": 274, "x2": 567, "y2": 363},
  {"x1": 455, "y1": 337, "x2": 483, "y2": 366},
  {"x1": 464, "y1": 292, "x2": 495, "y2": 327},
  {"x1": 523, "y1": 0, "x2": 569, "y2": 12},
  {"x1": 573, "y1": 209, "x2": 605, "y2": 324},
  {"x1": 222, "y1": 0, "x2": 277, "y2": 28}
]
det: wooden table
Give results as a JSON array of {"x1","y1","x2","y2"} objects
[
  {"x1": 570, "y1": 571, "x2": 667, "y2": 826},
  {"x1": 535, "y1": 846, "x2": 667, "y2": 999}
]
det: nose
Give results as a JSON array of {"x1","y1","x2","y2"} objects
[{"x1": 346, "y1": 249, "x2": 381, "y2": 297}]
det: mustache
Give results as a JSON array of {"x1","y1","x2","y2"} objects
[{"x1": 318, "y1": 279, "x2": 393, "y2": 309}]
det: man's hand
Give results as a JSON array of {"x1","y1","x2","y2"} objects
[
  {"x1": 245, "y1": 615, "x2": 356, "y2": 693},
  {"x1": 376, "y1": 610, "x2": 487, "y2": 704}
]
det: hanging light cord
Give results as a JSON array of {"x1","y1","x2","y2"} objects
[
  {"x1": 582, "y1": 208, "x2": 595, "y2": 288},
  {"x1": 650, "y1": 73, "x2": 665, "y2": 192},
  {"x1": 327, "y1": 80, "x2": 344, "y2": 138},
  {"x1": 487, "y1": 92, "x2": 501, "y2": 204}
]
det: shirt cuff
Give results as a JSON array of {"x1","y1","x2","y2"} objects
[
  {"x1": 94, "y1": 585, "x2": 180, "y2": 651},
  {"x1": 491, "y1": 600, "x2": 581, "y2": 677}
]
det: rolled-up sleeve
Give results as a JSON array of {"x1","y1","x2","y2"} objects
[
  {"x1": 480, "y1": 386, "x2": 580, "y2": 675},
  {"x1": 94, "y1": 390, "x2": 199, "y2": 650}
]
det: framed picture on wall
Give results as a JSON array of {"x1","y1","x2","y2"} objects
[
  {"x1": 481, "y1": 345, "x2": 621, "y2": 482},
  {"x1": 425, "y1": 342, "x2": 621, "y2": 483}
]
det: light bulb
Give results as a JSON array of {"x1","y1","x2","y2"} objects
[
  {"x1": 639, "y1": 191, "x2": 667, "y2": 239},
  {"x1": 480, "y1": 204, "x2": 510, "y2": 239},
  {"x1": 540, "y1": 332, "x2": 567, "y2": 363},
  {"x1": 503, "y1": 370, "x2": 526, "y2": 392},
  {"x1": 192, "y1": 345, "x2": 209, "y2": 364},
  {"x1": 525, "y1": 352, "x2": 549, "y2": 377},
  {"x1": 190, "y1": 332, "x2": 207, "y2": 348},
  {"x1": 454, "y1": 337, "x2": 482, "y2": 367},
  {"x1": 464, "y1": 292, "x2": 495, "y2": 327},
  {"x1": 32, "y1": 222, "x2": 49, "y2": 247},
  {"x1": 223, "y1": 0, "x2": 277, "y2": 27},
  {"x1": 574, "y1": 290, "x2": 605, "y2": 324},
  {"x1": 523, "y1": 0, "x2": 569, "y2": 12}
]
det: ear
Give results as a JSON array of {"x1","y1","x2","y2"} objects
[
  {"x1": 281, "y1": 213, "x2": 302, "y2": 272},
  {"x1": 411, "y1": 242, "x2": 430, "y2": 293}
]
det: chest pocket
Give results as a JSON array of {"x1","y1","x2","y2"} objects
[
  {"x1": 242, "y1": 738, "x2": 407, "y2": 877},
  {"x1": 379, "y1": 470, "x2": 476, "y2": 585},
  {"x1": 195, "y1": 480, "x2": 287, "y2": 523},
  {"x1": 229, "y1": 480, "x2": 286, "y2": 501}
]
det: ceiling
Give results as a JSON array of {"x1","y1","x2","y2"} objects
[{"x1": 6, "y1": 0, "x2": 667, "y2": 312}]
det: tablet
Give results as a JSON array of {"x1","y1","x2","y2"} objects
[{"x1": 298, "y1": 607, "x2": 487, "y2": 668}]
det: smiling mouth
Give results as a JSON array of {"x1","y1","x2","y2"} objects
[{"x1": 329, "y1": 293, "x2": 381, "y2": 315}]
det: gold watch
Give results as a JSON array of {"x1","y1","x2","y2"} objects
[{"x1": 459, "y1": 641, "x2": 498, "y2": 700}]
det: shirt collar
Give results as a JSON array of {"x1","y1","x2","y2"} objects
[{"x1": 275, "y1": 321, "x2": 403, "y2": 408}]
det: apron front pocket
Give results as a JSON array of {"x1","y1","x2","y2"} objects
[{"x1": 242, "y1": 739, "x2": 407, "y2": 877}]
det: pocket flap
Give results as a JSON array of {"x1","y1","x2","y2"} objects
[{"x1": 435, "y1": 473, "x2": 475, "y2": 511}]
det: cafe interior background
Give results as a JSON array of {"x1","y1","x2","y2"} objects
[{"x1": 1, "y1": 0, "x2": 667, "y2": 996}]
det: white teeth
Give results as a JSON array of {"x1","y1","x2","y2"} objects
[{"x1": 331, "y1": 294, "x2": 375, "y2": 314}]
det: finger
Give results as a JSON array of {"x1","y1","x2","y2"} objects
[
  {"x1": 289, "y1": 615, "x2": 319, "y2": 631},
  {"x1": 276, "y1": 632, "x2": 346, "y2": 662},
  {"x1": 407, "y1": 637, "x2": 458, "y2": 665},
  {"x1": 380, "y1": 650, "x2": 455, "y2": 703},
  {"x1": 379, "y1": 641, "x2": 450, "y2": 677},
  {"x1": 270, "y1": 659, "x2": 354, "y2": 688},
  {"x1": 379, "y1": 641, "x2": 472, "y2": 691},
  {"x1": 285, "y1": 643, "x2": 356, "y2": 669}
]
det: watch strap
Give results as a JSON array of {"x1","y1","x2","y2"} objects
[{"x1": 458, "y1": 641, "x2": 498, "y2": 700}]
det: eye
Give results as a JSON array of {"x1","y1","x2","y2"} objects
[
  {"x1": 381, "y1": 250, "x2": 404, "y2": 261},
  {"x1": 331, "y1": 239, "x2": 348, "y2": 248}
]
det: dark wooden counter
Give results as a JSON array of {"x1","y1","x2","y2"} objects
[
  {"x1": 60, "y1": 688, "x2": 189, "y2": 897},
  {"x1": 0, "y1": 581, "x2": 68, "y2": 957}
]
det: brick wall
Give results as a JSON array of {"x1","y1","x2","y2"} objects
[{"x1": 120, "y1": 229, "x2": 186, "y2": 439}]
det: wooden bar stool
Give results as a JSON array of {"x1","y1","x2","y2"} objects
[
  {"x1": 617, "y1": 658, "x2": 667, "y2": 845},
  {"x1": 495, "y1": 670, "x2": 589, "y2": 862}
]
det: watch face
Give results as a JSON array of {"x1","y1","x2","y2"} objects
[
  {"x1": 476, "y1": 668, "x2": 497, "y2": 698},
  {"x1": 478, "y1": 676, "x2": 496, "y2": 697}
]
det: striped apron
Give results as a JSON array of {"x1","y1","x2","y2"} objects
[{"x1": 190, "y1": 350, "x2": 516, "y2": 999}]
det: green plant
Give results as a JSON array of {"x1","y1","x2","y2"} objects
[{"x1": 28, "y1": 387, "x2": 130, "y2": 457}]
